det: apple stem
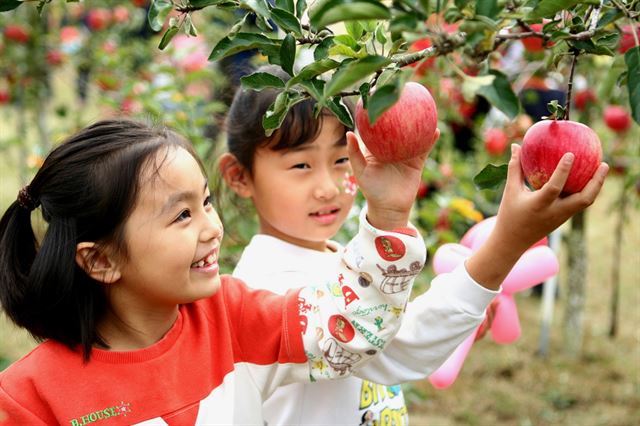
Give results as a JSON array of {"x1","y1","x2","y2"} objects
[{"x1": 565, "y1": 51, "x2": 579, "y2": 121}]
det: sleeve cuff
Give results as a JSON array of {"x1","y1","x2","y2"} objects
[{"x1": 430, "y1": 262, "x2": 500, "y2": 317}]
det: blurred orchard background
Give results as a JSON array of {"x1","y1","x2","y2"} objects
[{"x1": 0, "y1": 0, "x2": 639, "y2": 424}]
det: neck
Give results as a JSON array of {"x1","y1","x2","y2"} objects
[{"x1": 97, "y1": 305, "x2": 179, "y2": 351}]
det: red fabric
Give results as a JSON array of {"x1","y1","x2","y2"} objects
[{"x1": 0, "y1": 277, "x2": 305, "y2": 425}]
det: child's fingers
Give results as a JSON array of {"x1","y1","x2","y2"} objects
[
  {"x1": 346, "y1": 131, "x2": 366, "y2": 177},
  {"x1": 562, "y1": 162, "x2": 609, "y2": 211},
  {"x1": 538, "y1": 153, "x2": 574, "y2": 203},
  {"x1": 504, "y1": 144, "x2": 524, "y2": 193}
]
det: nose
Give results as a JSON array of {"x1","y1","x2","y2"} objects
[
  {"x1": 312, "y1": 168, "x2": 340, "y2": 200},
  {"x1": 200, "y1": 208, "x2": 224, "y2": 243}
]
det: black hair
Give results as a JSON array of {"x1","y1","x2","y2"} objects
[
  {"x1": 225, "y1": 64, "x2": 354, "y2": 173},
  {"x1": 0, "y1": 119, "x2": 202, "y2": 360}
]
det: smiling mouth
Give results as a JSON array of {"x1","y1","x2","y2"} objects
[
  {"x1": 310, "y1": 208, "x2": 340, "y2": 217},
  {"x1": 190, "y1": 252, "x2": 217, "y2": 269}
]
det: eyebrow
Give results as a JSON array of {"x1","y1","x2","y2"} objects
[
  {"x1": 285, "y1": 135, "x2": 348, "y2": 153},
  {"x1": 161, "y1": 180, "x2": 208, "y2": 215}
]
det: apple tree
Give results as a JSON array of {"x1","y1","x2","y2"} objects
[{"x1": 4, "y1": 0, "x2": 639, "y2": 357}]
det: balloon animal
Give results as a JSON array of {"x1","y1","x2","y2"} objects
[{"x1": 428, "y1": 216, "x2": 558, "y2": 389}]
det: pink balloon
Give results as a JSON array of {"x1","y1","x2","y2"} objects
[
  {"x1": 428, "y1": 330, "x2": 477, "y2": 389},
  {"x1": 432, "y1": 243, "x2": 472, "y2": 275},
  {"x1": 460, "y1": 217, "x2": 496, "y2": 249},
  {"x1": 501, "y1": 246, "x2": 559, "y2": 294},
  {"x1": 490, "y1": 294, "x2": 521, "y2": 344}
]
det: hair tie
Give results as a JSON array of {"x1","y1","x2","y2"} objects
[{"x1": 17, "y1": 186, "x2": 38, "y2": 211}]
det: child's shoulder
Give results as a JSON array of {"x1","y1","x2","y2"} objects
[{"x1": 0, "y1": 339, "x2": 74, "y2": 387}]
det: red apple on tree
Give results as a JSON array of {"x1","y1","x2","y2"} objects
[
  {"x1": 521, "y1": 24, "x2": 553, "y2": 53},
  {"x1": 484, "y1": 128, "x2": 509, "y2": 155},
  {"x1": 3, "y1": 24, "x2": 30, "y2": 44},
  {"x1": 0, "y1": 90, "x2": 10, "y2": 104},
  {"x1": 619, "y1": 24, "x2": 639, "y2": 54},
  {"x1": 573, "y1": 89, "x2": 596, "y2": 112},
  {"x1": 86, "y1": 8, "x2": 112, "y2": 31},
  {"x1": 520, "y1": 120, "x2": 602, "y2": 194},
  {"x1": 603, "y1": 105, "x2": 632, "y2": 133},
  {"x1": 407, "y1": 38, "x2": 435, "y2": 76},
  {"x1": 355, "y1": 82, "x2": 438, "y2": 162}
]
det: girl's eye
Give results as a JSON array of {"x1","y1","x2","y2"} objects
[
  {"x1": 175, "y1": 209, "x2": 191, "y2": 223},
  {"x1": 204, "y1": 195, "x2": 212, "y2": 207},
  {"x1": 336, "y1": 157, "x2": 350, "y2": 165},
  {"x1": 292, "y1": 163, "x2": 310, "y2": 169}
]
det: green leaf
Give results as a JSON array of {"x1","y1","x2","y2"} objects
[
  {"x1": 275, "y1": 0, "x2": 295, "y2": 14},
  {"x1": 327, "y1": 96, "x2": 355, "y2": 128},
  {"x1": 148, "y1": 0, "x2": 173, "y2": 32},
  {"x1": 209, "y1": 33, "x2": 280, "y2": 61},
  {"x1": 185, "y1": 14, "x2": 198, "y2": 36},
  {"x1": 240, "y1": 0, "x2": 271, "y2": 18},
  {"x1": 314, "y1": 37, "x2": 335, "y2": 61},
  {"x1": 345, "y1": 21, "x2": 365, "y2": 40},
  {"x1": 280, "y1": 33, "x2": 296, "y2": 76},
  {"x1": 570, "y1": 39, "x2": 614, "y2": 56},
  {"x1": 240, "y1": 72, "x2": 286, "y2": 90},
  {"x1": 334, "y1": 34, "x2": 360, "y2": 50},
  {"x1": 309, "y1": 0, "x2": 391, "y2": 30},
  {"x1": 158, "y1": 25, "x2": 179, "y2": 50},
  {"x1": 0, "y1": 0, "x2": 22, "y2": 12},
  {"x1": 287, "y1": 58, "x2": 340, "y2": 87},
  {"x1": 189, "y1": 0, "x2": 229, "y2": 7},
  {"x1": 476, "y1": 70, "x2": 520, "y2": 119},
  {"x1": 461, "y1": 74, "x2": 495, "y2": 100},
  {"x1": 359, "y1": 82, "x2": 371, "y2": 109},
  {"x1": 271, "y1": 7, "x2": 303, "y2": 36},
  {"x1": 296, "y1": 0, "x2": 307, "y2": 19},
  {"x1": 228, "y1": 13, "x2": 250, "y2": 38},
  {"x1": 366, "y1": 83, "x2": 401, "y2": 124},
  {"x1": 473, "y1": 164, "x2": 508, "y2": 190},
  {"x1": 625, "y1": 46, "x2": 640, "y2": 125},
  {"x1": 300, "y1": 78, "x2": 326, "y2": 101},
  {"x1": 476, "y1": 0, "x2": 500, "y2": 19},
  {"x1": 324, "y1": 55, "x2": 391, "y2": 97},
  {"x1": 263, "y1": 91, "x2": 306, "y2": 135},
  {"x1": 527, "y1": 0, "x2": 581, "y2": 21},
  {"x1": 375, "y1": 22, "x2": 388, "y2": 45}
]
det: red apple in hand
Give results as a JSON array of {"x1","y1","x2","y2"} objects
[
  {"x1": 603, "y1": 105, "x2": 632, "y2": 133},
  {"x1": 521, "y1": 120, "x2": 602, "y2": 194},
  {"x1": 355, "y1": 82, "x2": 438, "y2": 162},
  {"x1": 484, "y1": 128, "x2": 508, "y2": 155}
]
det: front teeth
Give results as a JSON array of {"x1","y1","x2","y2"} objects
[{"x1": 192, "y1": 253, "x2": 216, "y2": 268}]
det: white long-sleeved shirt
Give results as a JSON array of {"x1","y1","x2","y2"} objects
[{"x1": 234, "y1": 234, "x2": 498, "y2": 425}]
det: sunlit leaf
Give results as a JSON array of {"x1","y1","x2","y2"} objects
[
  {"x1": 158, "y1": 25, "x2": 179, "y2": 50},
  {"x1": 148, "y1": 0, "x2": 173, "y2": 32},
  {"x1": 324, "y1": 55, "x2": 391, "y2": 97},
  {"x1": 209, "y1": 33, "x2": 280, "y2": 61},
  {"x1": 240, "y1": 72, "x2": 286, "y2": 90},
  {"x1": 309, "y1": 0, "x2": 390, "y2": 30}
]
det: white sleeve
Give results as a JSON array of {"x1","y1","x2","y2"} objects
[
  {"x1": 354, "y1": 263, "x2": 499, "y2": 384},
  {"x1": 293, "y1": 207, "x2": 427, "y2": 382}
]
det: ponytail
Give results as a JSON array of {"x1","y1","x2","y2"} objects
[{"x1": 0, "y1": 201, "x2": 39, "y2": 326}]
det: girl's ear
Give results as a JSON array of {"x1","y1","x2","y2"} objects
[
  {"x1": 75, "y1": 242, "x2": 122, "y2": 284},
  {"x1": 218, "y1": 153, "x2": 252, "y2": 198}
]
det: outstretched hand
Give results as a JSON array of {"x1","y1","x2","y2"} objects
[
  {"x1": 492, "y1": 143, "x2": 609, "y2": 254},
  {"x1": 347, "y1": 130, "x2": 440, "y2": 230},
  {"x1": 466, "y1": 143, "x2": 608, "y2": 290}
]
